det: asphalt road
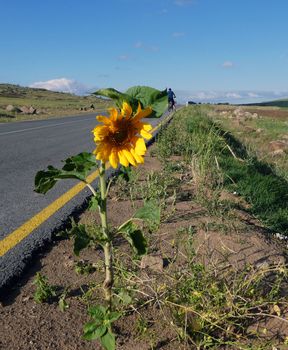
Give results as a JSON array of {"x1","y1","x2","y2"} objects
[{"x1": 0, "y1": 112, "x2": 166, "y2": 289}]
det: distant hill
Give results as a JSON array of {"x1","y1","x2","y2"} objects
[
  {"x1": 242, "y1": 98, "x2": 288, "y2": 108},
  {"x1": 0, "y1": 83, "x2": 112, "y2": 121},
  {"x1": 0, "y1": 83, "x2": 96, "y2": 99}
]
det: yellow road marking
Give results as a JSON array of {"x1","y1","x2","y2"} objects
[{"x1": 0, "y1": 114, "x2": 173, "y2": 257}]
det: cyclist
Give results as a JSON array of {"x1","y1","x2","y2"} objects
[{"x1": 167, "y1": 88, "x2": 176, "y2": 111}]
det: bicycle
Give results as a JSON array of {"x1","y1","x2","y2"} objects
[{"x1": 168, "y1": 99, "x2": 176, "y2": 112}]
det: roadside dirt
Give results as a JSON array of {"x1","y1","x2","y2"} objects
[{"x1": 0, "y1": 144, "x2": 287, "y2": 350}]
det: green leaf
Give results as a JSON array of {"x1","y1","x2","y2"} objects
[
  {"x1": 93, "y1": 88, "x2": 138, "y2": 111},
  {"x1": 88, "y1": 193, "x2": 102, "y2": 211},
  {"x1": 125, "y1": 86, "x2": 168, "y2": 118},
  {"x1": 83, "y1": 323, "x2": 107, "y2": 341},
  {"x1": 62, "y1": 152, "x2": 97, "y2": 174},
  {"x1": 83, "y1": 321, "x2": 97, "y2": 334},
  {"x1": 34, "y1": 166, "x2": 61, "y2": 194},
  {"x1": 133, "y1": 200, "x2": 160, "y2": 227},
  {"x1": 129, "y1": 229, "x2": 147, "y2": 255},
  {"x1": 71, "y1": 224, "x2": 92, "y2": 256},
  {"x1": 100, "y1": 330, "x2": 116, "y2": 350},
  {"x1": 93, "y1": 86, "x2": 168, "y2": 118},
  {"x1": 107, "y1": 311, "x2": 121, "y2": 323},
  {"x1": 34, "y1": 152, "x2": 97, "y2": 194},
  {"x1": 88, "y1": 305, "x2": 107, "y2": 320},
  {"x1": 118, "y1": 221, "x2": 147, "y2": 256},
  {"x1": 116, "y1": 290, "x2": 132, "y2": 306}
]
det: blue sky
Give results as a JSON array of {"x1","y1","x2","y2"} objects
[{"x1": 1, "y1": 0, "x2": 288, "y2": 103}]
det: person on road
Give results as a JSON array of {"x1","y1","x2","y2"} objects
[{"x1": 167, "y1": 88, "x2": 176, "y2": 111}]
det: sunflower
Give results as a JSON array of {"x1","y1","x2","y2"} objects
[{"x1": 92, "y1": 101, "x2": 153, "y2": 168}]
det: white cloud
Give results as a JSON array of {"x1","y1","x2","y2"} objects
[
  {"x1": 172, "y1": 32, "x2": 185, "y2": 38},
  {"x1": 174, "y1": 90, "x2": 288, "y2": 104},
  {"x1": 222, "y1": 61, "x2": 234, "y2": 68},
  {"x1": 134, "y1": 42, "x2": 159, "y2": 52},
  {"x1": 225, "y1": 92, "x2": 242, "y2": 99},
  {"x1": 29, "y1": 78, "x2": 89, "y2": 95},
  {"x1": 247, "y1": 92, "x2": 260, "y2": 98}
]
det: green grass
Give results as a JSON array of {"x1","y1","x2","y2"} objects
[
  {"x1": 0, "y1": 83, "x2": 112, "y2": 122},
  {"x1": 156, "y1": 106, "x2": 288, "y2": 236},
  {"x1": 255, "y1": 118, "x2": 288, "y2": 137}
]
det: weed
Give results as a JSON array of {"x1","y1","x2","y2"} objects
[
  {"x1": 135, "y1": 316, "x2": 149, "y2": 338},
  {"x1": 83, "y1": 305, "x2": 121, "y2": 349},
  {"x1": 33, "y1": 272, "x2": 57, "y2": 303},
  {"x1": 79, "y1": 283, "x2": 99, "y2": 305},
  {"x1": 75, "y1": 260, "x2": 97, "y2": 275},
  {"x1": 166, "y1": 262, "x2": 288, "y2": 349},
  {"x1": 58, "y1": 289, "x2": 69, "y2": 312}
]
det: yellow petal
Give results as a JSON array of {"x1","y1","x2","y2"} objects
[
  {"x1": 109, "y1": 149, "x2": 119, "y2": 168},
  {"x1": 130, "y1": 148, "x2": 144, "y2": 164},
  {"x1": 123, "y1": 149, "x2": 137, "y2": 166},
  {"x1": 93, "y1": 126, "x2": 109, "y2": 141},
  {"x1": 118, "y1": 150, "x2": 130, "y2": 167},
  {"x1": 135, "y1": 138, "x2": 146, "y2": 155},
  {"x1": 96, "y1": 115, "x2": 111, "y2": 125},
  {"x1": 94, "y1": 143, "x2": 111, "y2": 162},
  {"x1": 136, "y1": 102, "x2": 142, "y2": 115},
  {"x1": 108, "y1": 107, "x2": 118, "y2": 121},
  {"x1": 140, "y1": 129, "x2": 153, "y2": 140},
  {"x1": 121, "y1": 101, "x2": 132, "y2": 118},
  {"x1": 134, "y1": 106, "x2": 152, "y2": 121},
  {"x1": 142, "y1": 123, "x2": 153, "y2": 131},
  {"x1": 95, "y1": 149, "x2": 105, "y2": 161}
]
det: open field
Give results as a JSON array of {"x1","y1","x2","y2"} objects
[
  {"x1": 0, "y1": 84, "x2": 112, "y2": 122},
  {"x1": 1, "y1": 106, "x2": 287, "y2": 350},
  {"x1": 211, "y1": 104, "x2": 288, "y2": 181}
]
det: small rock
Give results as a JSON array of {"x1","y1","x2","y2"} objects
[
  {"x1": 6, "y1": 105, "x2": 21, "y2": 113},
  {"x1": 140, "y1": 254, "x2": 163, "y2": 272},
  {"x1": 243, "y1": 111, "x2": 253, "y2": 120},
  {"x1": 255, "y1": 259, "x2": 270, "y2": 270},
  {"x1": 22, "y1": 295, "x2": 31, "y2": 302},
  {"x1": 6, "y1": 104, "x2": 15, "y2": 111},
  {"x1": 28, "y1": 106, "x2": 36, "y2": 114},
  {"x1": 270, "y1": 149, "x2": 285, "y2": 157},
  {"x1": 268, "y1": 140, "x2": 288, "y2": 152},
  {"x1": 233, "y1": 108, "x2": 244, "y2": 116},
  {"x1": 19, "y1": 106, "x2": 30, "y2": 114}
]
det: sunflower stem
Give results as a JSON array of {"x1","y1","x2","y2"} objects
[{"x1": 99, "y1": 161, "x2": 113, "y2": 310}]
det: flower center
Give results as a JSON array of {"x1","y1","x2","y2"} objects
[{"x1": 112, "y1": 128, "x2": 128, "y2": 145}]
